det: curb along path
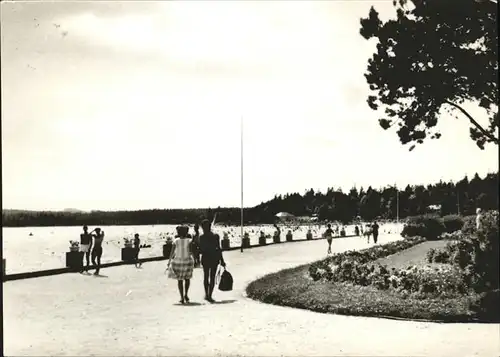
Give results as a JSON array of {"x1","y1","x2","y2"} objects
[{"x1": 4, "y1": 234, "x2": 499, "y2": 357}]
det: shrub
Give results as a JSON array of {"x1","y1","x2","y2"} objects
[
  {"x1": 449, "y1": 240, "x2": 474, "y2": 269},
  {"x1": 437, "y1": 211, "x2": 499, "y2": 293},
  {"x1": 461, "y1": 215, "x2": 477, "y2": 235},
  {"x1": 433, "y1": 249, "x2": 450, "y2": 263},
  {"x1": 401, "y1": 223, "x2": 426, "y2": 238},
  {"x1": 470, "y1": 289, "x2": 500, "y2": 322},
  {"x1": 470, "y1": 211, "x2": 499, "y2": 292},
  {"x1": 426, "y1": 248, "x2": 436, "y2": 263},
  {"x1": 440, "y1": 230, "x2": 464, "y2": 240},
  {"x1": 442, "y1": 215, "x2": 464, "y2": 233},
  {"x1": 402, "y1": 215, "x2": 446, "y2": 240}
]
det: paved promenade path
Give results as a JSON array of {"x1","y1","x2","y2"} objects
[{"x1": 4, "y1": 234, "x2": 499, "y2": 356}]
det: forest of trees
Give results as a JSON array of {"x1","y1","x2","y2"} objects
[{"x1": 2, "y1": 172, "x2": 498, "y2": 227}]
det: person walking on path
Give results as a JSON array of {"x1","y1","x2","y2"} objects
[
  {"x1": 365, "y1": 224, "x2": 372, "y2": 243},
  {"x1": 191, "y1": 223, "x2": 201, "y2": 268},
  {"x1": 323, "y1": 224, "x2": 334, "y2": 255},
  {"x1": 133, "y1": 233, "x2": 142, "y2": 268},
  {"x1": 91, "y1": 228, "x2": 104, "y2": 276},
  {"x1": 167, "y1": 226, "x2": 194, "y2": 304},
  {"x1": 199, "y1": 219, "x2": 226, "y2": 303},
  {"x1": 372, "y1": 222, "x2": 380, "y2": 244},
  {"x1": 79, "y1": 225, "x2": 93, "y2": 273}
]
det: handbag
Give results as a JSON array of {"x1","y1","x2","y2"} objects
[
  {"x1": 216, "y1": 266, "x2": 233, "y2": 291},
  {"x1": 165, "y1": 263, "x2": 178, "y2": 279}
]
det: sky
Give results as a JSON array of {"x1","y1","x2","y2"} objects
[{"x1": 1, "y1": 1, "x2": 498, "y2": 211}]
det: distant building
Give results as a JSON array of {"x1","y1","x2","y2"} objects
[{"x1": 427, "y1": 204, "x2": 441, "y2": 212}]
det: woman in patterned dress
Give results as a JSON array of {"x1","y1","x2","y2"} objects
[{"x1": 167, "y1": 226, "x2": 194, "y2": 304}]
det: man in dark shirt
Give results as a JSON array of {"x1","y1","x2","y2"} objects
[
  {"x1": 80, "y1": 225, "x2": 93, "y2": 273},
  {"x1": 372, "y1": 222, "x2": 380, "y2": 244},
  {"x1": 199, "y1": 219, "x2": 226, "y2": 302}
]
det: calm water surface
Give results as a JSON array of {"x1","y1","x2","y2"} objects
[{"x1": 2, "y1": 222, "x2": 402, "y2": 274}]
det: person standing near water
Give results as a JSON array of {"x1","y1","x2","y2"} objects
[
  {"x1": 91, "y1": 228, "x2": 104, "y2": 275},
  {"x1": 199, "y1": 219, "x2": 226, "y2": 303},
  {"x1": 323, "y1": 224, "x2": 334, "y2": 255},
  {"x1": 134, "y1": 233, "x2": 142, "y2": 268},
  {"x1": 167, "y1": 226, "x2": 194, "y2": 304},
  {"x1": 372, "y1": 222, "x2": 380, "y2": 244},
  {"x1": 80, "y1": 225, "x2": 93, "y2": 273},
  {"x1": 273, "y1": 223, "x2": 281, "y2": 240}
]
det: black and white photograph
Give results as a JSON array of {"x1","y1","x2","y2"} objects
[{"x1": 1, "y1": 0, "x2": 499, "y2": 356}]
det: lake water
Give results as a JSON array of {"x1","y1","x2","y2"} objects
[{"x1": 2, "y1": 222, "x2": 402, "y2": 274}]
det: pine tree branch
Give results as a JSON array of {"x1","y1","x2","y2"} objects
[{"x1": 444, "y1": 100, "x2": 499, "y2": 144}]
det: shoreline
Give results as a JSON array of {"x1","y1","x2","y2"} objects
[
  {"x1": 2, "y1": 220, "x2": 402, "y2": 229},
  {"x1": 2, "y1": 234, "x2": 358, "y2": 281}
]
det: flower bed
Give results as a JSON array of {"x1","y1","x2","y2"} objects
[
  {"x1": 246, "y1": 264, "x2": 480, "y2": 322},
  {"x1": 308, "y1": 236, "x2": 426, "y2": 281},
  {"x1": 308, "y1": 236, "x2": 470, "y2": 297}
]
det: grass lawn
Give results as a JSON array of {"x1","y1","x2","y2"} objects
[
  {"x1": 247, "y1": 263, "x2": 481, "y2": 322},
  {"x1": 375, "y1": 240, "x2": 453, "y2": 269},
  {"x1": 247, "y1": 239, "x2": 485, "y2": 322}
]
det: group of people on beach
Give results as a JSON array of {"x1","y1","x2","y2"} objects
[
  {"x1": 79, "y1": 226, "x2": 145, "y2": 273},
  {"x1": 79, "y1": 225, "x2": 105, "y2": 275}
]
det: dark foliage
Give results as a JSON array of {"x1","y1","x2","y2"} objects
[
  {"x1": 470, "y1": 289, "x2": 500, "y2": 322},
  {"x1": 418, "y1": 211, "x2": 499, "y2": 293},
  {"x1": 442, "y1": 215, "x2": 465, "y2": 233},
  {"x1": 2, "y1": 172, "x2": 498, "y2": 227},
  {"x1": 402, "y1": 214, "x2": 446, "y2": 240},
  {"x1": 360, "y1": 0, "x2": 498, "y2": 150}
]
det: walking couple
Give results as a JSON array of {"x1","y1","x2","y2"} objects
[
  {"x1": 167, "y1": 219, "x2": 226, "y2": 304},
  {"x1": 80, "y1": 225, "x2": 105, "y2": 275}
]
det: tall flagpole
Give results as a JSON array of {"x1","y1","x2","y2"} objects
[
  {"x1": 240, "y1": 116, "x2": 244, "y2": 253},
  {"x1": 396, "y1": 182, "x2": 399, "y2": 234}
]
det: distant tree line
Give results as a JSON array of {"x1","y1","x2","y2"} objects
[{"x1": 2, "y1": 172, "x2": 497, "y2": 227}]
